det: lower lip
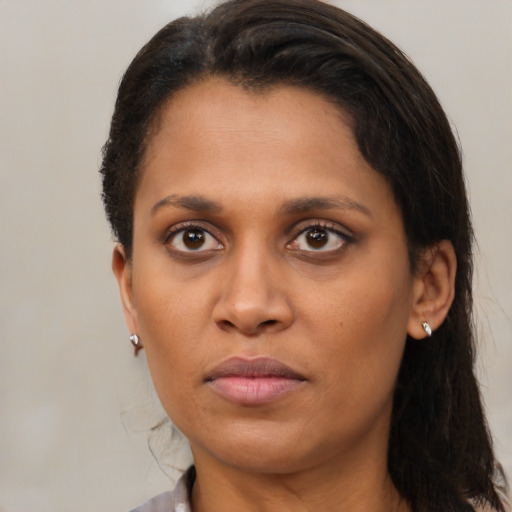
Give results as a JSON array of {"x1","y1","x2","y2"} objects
[{"x1": 207, "y1": 376, "x2": 305, "y2": 406}]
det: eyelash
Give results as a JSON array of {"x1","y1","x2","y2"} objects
[
  {"x1": 163, "y1": 220, "x2": 353, "y2": 257},
  {"x1": 287, "y1": 221, "x2": 353, "y2": 253},
  {"x1": 164, "y1": 221, "x2": 224, "y2": 254}
]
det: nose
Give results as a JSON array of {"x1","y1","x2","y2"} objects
[{"x1": 212, "y1": 246, "x2": 294, "y2": 336}]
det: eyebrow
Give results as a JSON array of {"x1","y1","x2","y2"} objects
[
  {"x1": 151, "y1": 194, "x2": 223, "y2": 215},
  {"x1": 281, "y1": 196, "x2": 372, "y2": 217},
  {"x1": 150, "y1": 194, "x2": 371, "y2": 217}
]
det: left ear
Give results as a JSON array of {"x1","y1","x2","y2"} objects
[{"x1": 407, "y1": 240, "x2": 457, "y2": 340}]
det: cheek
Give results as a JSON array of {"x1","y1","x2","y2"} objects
[
  {"x1": 135, "y1": 290, "x2": 211, "y2": 434},
  {"x1": 131, "y1": 264, "x2": 213, "y2": 403},
  {"x1": 300, "y1": 264, "x2": 412, "y2": 402},
  {"x1": 132, "y1": 245, "x2": 212, "y2": 344}
]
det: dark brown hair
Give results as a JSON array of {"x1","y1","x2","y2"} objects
[{"x1": 100, "y1": 1, "x2": 507, "y2": 510}]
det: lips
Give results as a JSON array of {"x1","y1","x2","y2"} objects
[{"x1": 205, "y1": 357, "x2": 306, "y2": 406}]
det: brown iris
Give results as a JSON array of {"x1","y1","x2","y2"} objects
[
  {"x1": 182, "y1": 229, "x2": 205, "y2": 250},
  {"x1": 306, "y1": 228, "x2": 328, "y2": 249}
]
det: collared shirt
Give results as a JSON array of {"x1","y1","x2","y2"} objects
[{"x1": 129, "y1": 467, "x2": 195, "y2": 512}]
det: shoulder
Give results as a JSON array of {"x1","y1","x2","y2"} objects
[
  {"x1": 127, "y1": 467, "x2": 194, "y2": 512},
  {"x1": 128, "y1": 490, "x2": 179, "y2": 512}
]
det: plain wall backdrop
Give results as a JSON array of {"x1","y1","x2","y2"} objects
[{"x1": 0, "y1": 1, "x2": 510, "y2": 511}]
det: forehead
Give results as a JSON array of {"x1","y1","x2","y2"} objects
[
  {"x1": 136, "y1": 78, "x2": 396, "y2": 220},
  {"x1": 145, "y1": 78, "x2": 352, "y2": 152}
]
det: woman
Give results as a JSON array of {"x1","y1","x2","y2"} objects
[{"x1": 100, "y1": 0, "x2": 508, "y2": 510}]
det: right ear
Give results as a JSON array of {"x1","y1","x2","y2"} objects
[{"x1": 112, "y1": 243, "x2": 139, "y2": 335}]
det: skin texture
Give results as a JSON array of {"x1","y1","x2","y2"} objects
[{"x1": 113, "y1": 78, "x2": 456, "y2": 512}]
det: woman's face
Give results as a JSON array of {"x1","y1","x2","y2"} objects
[{"x1": 115, "y1": 78, "x2": 423, "y2": 476}]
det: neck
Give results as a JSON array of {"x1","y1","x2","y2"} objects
[{"x1": 190, "y1": 447, "x2": 410, "y2": 512}]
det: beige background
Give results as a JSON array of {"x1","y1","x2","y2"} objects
[{"x1": 0, "y1": 1, "x2": 510, "y2": 511}]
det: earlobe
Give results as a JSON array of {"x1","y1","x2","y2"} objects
[
  {"x1": 407, "y1": 240, "x2": 457, "y2": 340},
  {"x1": 112, "y1": 244, "x2": 139, "y2": 335}
]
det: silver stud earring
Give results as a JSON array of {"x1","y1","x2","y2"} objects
[
  {"x1": 421, "y1": 322, "x2": 432, "y2": 338},
  {"x1": 129, "y1": 334, "x2": 143, "y2": 356}
]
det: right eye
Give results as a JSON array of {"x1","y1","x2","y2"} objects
[
  {"x1": 167, "y1": 226, "x2": 223, "y2": 253},
  {"x1": 291, "y1": 226, "x2": 347, "y2": 252}
]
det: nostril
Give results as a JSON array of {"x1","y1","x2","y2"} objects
[
  {"x1": 219, "y1": 319, "x2": 236, "y2": 329},
  {"x1": 216, "y1": 318, "x2": 279, "y2": 334}
]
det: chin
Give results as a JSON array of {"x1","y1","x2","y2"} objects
[{"x1": 190, "y1": 423, "x2": 342, "y2": 476}]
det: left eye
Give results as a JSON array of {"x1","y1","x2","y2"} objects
[
  {"x1": 290, "y1": 227, "x2": 346, "y2": 252},
  {"x1": 168, "y1": 228, "x2": 223, "y2": 252}
]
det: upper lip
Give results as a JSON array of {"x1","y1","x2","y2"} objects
[{"x1": 205, "y1": 356, "x2": 306, "y2": 381}]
